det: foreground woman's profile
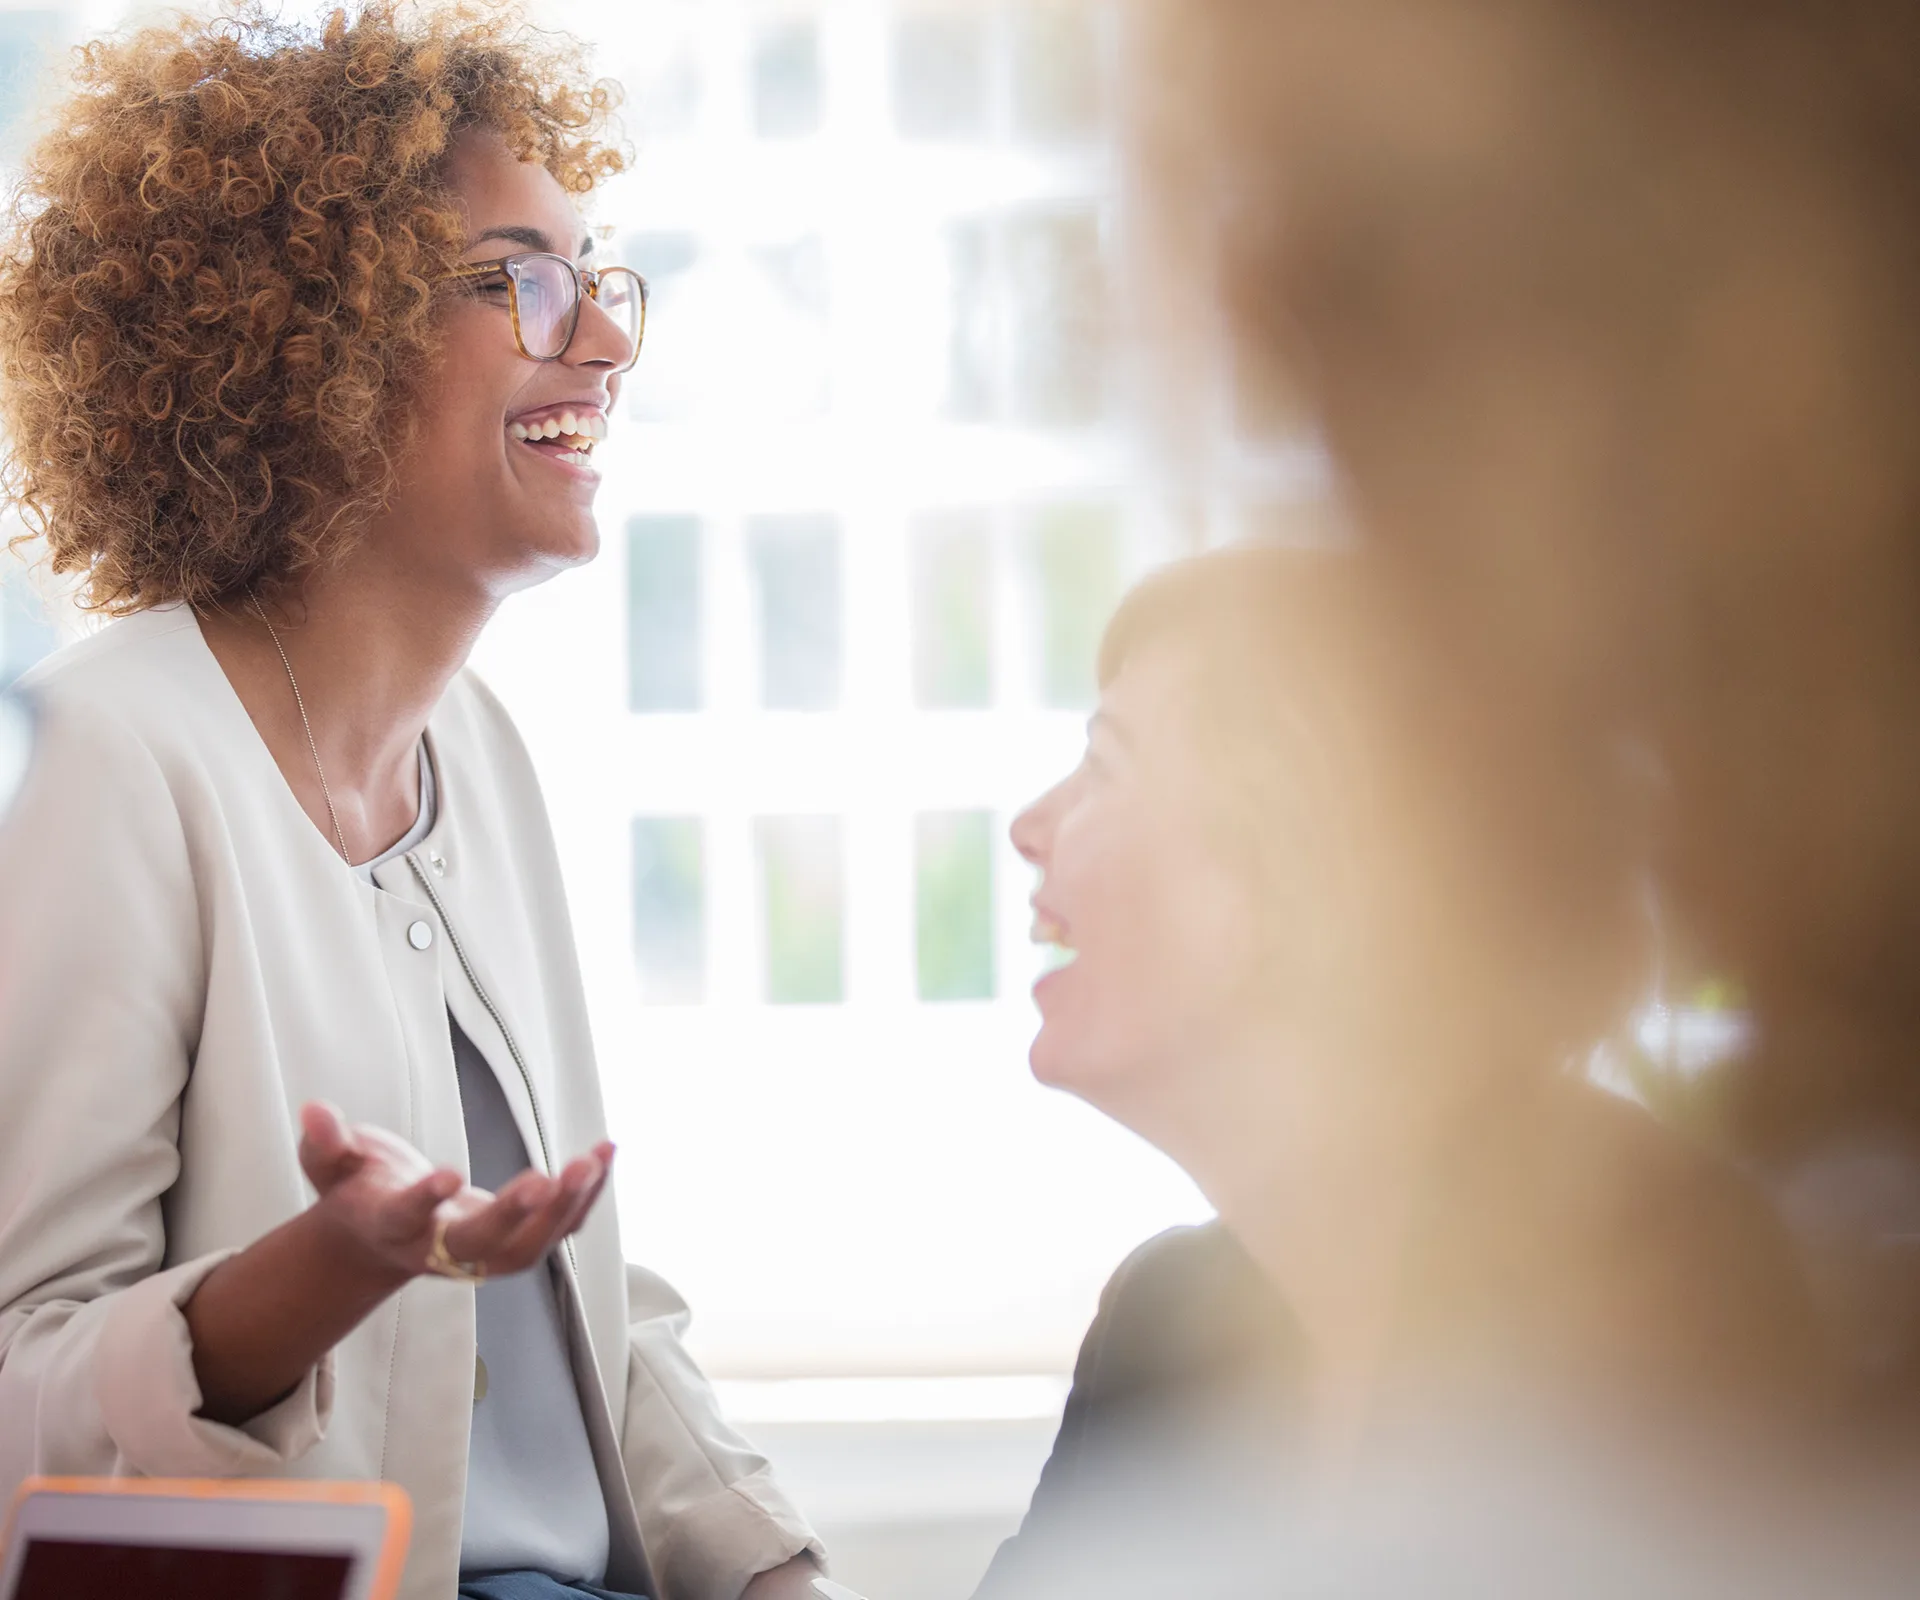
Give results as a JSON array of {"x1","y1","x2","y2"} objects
[
  {"x1": 978, "y1": 547, "x2": 1840, "y2": 1599},
  {"x1": 0, "y1": 8, "x2": 821, "y2": 1599}
]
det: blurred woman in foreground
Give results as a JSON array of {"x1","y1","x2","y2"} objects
[
  {"x1": 976, "y1": 545, "x2": 1828, "y2": 1600},
  {"x1": 1132, "y1": 0, "x2": 1920, "y2": 1404}
]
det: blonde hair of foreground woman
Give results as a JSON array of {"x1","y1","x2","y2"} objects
[{"x1": 1128, "y1": 0, "x2": 1920, "y2": 1168}]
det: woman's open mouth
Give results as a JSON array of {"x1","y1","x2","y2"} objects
[
  {"x1": 1031, "y1": 909, "x2": 1079, "y2": 978},
  {"x1": 508, "y1": 405, "x2": 608, "y2": 470}
]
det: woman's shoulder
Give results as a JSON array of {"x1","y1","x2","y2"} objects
[
  {"x1": 20, "y1": 608, "x2": 205, "y2": 715},
  {"x1": 1083, "y1": 1223, "x2": 1300, "y2": 1404},
  {"x1": 13, "y1": 609, "x2": 227, "y2": 784},
  {"x1": 1103, "y1": 1222, "x2": 1271, "y2": 1314}
]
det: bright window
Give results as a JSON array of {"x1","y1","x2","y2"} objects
[
  {"x1": 911, "y1": 513, "x2": 995, "y2": 709},
  {"x1": 916, "y1": 810, "x2": 997, "y2": 1002},
  {"x1": 627, "y1": 517, "x2": 703, "y2": 712},
  {"x1": 757, "y1": 814, "x2": 846, "y2": 1004},
  {"x1": 632, "y1": 817, "x2": 707, "y2": 1006}
]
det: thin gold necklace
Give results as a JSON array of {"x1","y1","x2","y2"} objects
[{"x1": 248, "y1": 590, "x2": 353, "y2": 865}]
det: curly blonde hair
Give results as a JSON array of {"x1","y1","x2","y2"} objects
[{"x1": 0, "y1": 1, "x2": 624, "y2": 614}]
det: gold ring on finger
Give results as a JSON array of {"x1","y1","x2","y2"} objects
[{"x1": 426, "y1": 1213, "x2": 487, "y2": 1285}]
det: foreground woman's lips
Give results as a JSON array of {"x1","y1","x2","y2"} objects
[{"x1": 1031, "y1": 907, "x2": 1079, "y2": 973}]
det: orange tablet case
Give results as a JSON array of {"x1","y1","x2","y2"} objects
[{"x1": 1, "y1": 1476, "x2": 412, "y2": 1600}]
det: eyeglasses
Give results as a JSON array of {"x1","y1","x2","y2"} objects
[{"x1": 445, "y1": 252, "x2": 648, "y2": 373}]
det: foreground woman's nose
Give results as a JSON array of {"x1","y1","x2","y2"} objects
[{"x1": 1010, "y1": 791, "x2": 1054, "y2": 866}]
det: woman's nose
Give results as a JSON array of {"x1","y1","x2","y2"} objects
[
  {"x1": 569, "y1": 288, "x2": 636, "y2": 371},
  {"x1": 1009, "y1": 790, "x2": 1055, "y2": 867}
]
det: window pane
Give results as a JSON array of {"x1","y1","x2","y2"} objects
[
  {"x1": 748, "y1": 515, "x2": 842, "y2": 710},
  {"x1": 1026, "y1": 503, "x2": 1122, "y2": 710},
  {"x1": 944, "y1": 218, "x2": 997, "y2": 421},
  {"x1": 621, "y1": 233, "x2": 704, "y2": 423},
  {"x1": 916, "y1": 810, "x2": 996, "y2": 1001},
  {"x1": 1009, "y1": 0, "x2": 1103, "y2": 146},
  {"x1": 752, "y1": 15, "x2": 823, "y2": 139},
  {"x1": 752, "y1": 233, "x2": 832, "y2": 324},
  {"x1": 749, "y1": 235, "x2": 835, "y2": 419},
  {"x1": 910, "y1": 512, "x2": 994, "y2": 708},
  {"x1": 630, "y1": 41, "x2": 704, "y2": 141},
  {"x1": 626, "y1": 231, "x2": 702, "y2": 283},
  {"x1": 891, "y1": 5, "x2": 988, "y2": 142},
  {"x1": 628, "y1": 517, "x2": 703, "y2": 712},
  {"x1": 757, "y1": 815, "x2": 845, "y2": 1004},
  {"x1": 1006, "y1": 207, "x2": 1109, "y2": 427},
  {"x1": 633, "y1": 817, "x2": 706, "y2": 1005},
  {"x1": 1, "y1": 562, "x2": 56, "y2": 685}
]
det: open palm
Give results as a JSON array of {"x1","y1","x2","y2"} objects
[{"x1": 297, "y1": 1100, "x2": 613, "y2": 1282}]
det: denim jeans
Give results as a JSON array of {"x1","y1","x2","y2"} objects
[{"x1": 458, "y1": 1575, "x2": 643, "y2": 1600}]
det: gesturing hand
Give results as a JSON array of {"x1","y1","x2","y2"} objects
[{"x1": 297, "y1": 1100, "x2": 615, "y2": 1286}]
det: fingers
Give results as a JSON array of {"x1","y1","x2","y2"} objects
[
  {"x1": 390, "y1": 1168, "x2": 463, "y2": 1239},
  {"x1": 440, "y1": 1179, "x2": 545, "y2": 1268},
  {"x1": 439, "y1": 1146, "x2": 614, "y2": 1276},
  {"x1": 505, "y1": 1152, "x2": 604, "y2": 1258},
  {"x1": 297, "y1": 1101, "x2": 364, "y2": 1192},
  {"x1": 553, "y1": 1145, "x2": 616, "y2": 1240}
]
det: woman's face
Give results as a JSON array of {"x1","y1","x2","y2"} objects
[
  {"x1": 383, "y1": 129, "x2": 633, "y2": 593},
  {"x1": 1010, "y1": 637, "x2": 1264, "y2": 1115}
]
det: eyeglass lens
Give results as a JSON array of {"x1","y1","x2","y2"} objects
[{"x1": 507, "y1": 256, "x2": 643, "y2": 368}]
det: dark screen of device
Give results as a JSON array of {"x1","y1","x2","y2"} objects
[{"x1": 15, "y1": 1537, "x2": 354, "y2": 1599}]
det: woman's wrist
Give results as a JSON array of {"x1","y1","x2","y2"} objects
[
  {"x1": 185, "y1": 1199, "x2": 418, "y2": 1427},
  {"x1": 301, "y1": 1190, "x2": 422, "y2": 1302}
]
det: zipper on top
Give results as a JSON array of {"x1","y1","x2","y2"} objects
[{"x1": 406, "y1": 851, "x2": 580, "y2": 1280}]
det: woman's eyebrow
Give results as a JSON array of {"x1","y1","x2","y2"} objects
[
  {"x1": 470, "y1": 223, "x2": 552, "y2": 253},
  {"x1": 469, "y1": 224, "x2": 597, "y2": 259}
]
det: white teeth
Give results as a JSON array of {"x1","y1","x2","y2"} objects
[
  {"x1": 555, "y1": 449, "x2": 593, "y2": 467},
  {"x1": 1040, "y1": 944, "x2": 1078, "y2": 974},
  {"x1": 509, "y1": 413, "x2": 607, "y2": 448}
]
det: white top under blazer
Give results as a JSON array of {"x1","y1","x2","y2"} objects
[{"x1": 0, "y1": 607, "x2": 818, "y2": 1600}]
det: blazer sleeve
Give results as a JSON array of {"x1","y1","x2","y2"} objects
[
  {"x1": 618, "y1": 1261, "x2": 824, "y2": 1600},
  {"x1": 0, "y1": 695, "x2": 332, "y2": 1488}
]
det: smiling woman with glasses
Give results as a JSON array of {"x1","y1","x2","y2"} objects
[{"x1": 0, "y1": 7, "x2": 823, "y2": 1600}]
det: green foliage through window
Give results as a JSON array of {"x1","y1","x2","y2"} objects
[
  {"x1": 632, "y1": 817, "x2": 706, "y2": 1005},
  {"x1": 758, "y1": 815, "x2": 845, "y2": 1004},
  {"x1": 916, "y1": 810, "x2": 996, "y2": 1001},
  {"x1": 1027, "y1": 502, "x2": 1121, "y2": 709},
  {"x1": 912, "y1": 513, "x2": 994, "y2": 707}
]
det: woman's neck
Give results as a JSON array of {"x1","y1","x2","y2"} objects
[
  {"x1": 1125, "y1": 1032, "x2": 1465, "y2": 1476},
  {"x1": 199, "y1": 551, "x2": 496, "y2": 864}
]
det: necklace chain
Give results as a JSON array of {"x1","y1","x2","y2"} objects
[{"x1": 249, "y1": 590, "x2": 353, "y2": 865}]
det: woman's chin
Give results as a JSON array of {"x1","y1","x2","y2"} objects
[
  {"x1": 536, "y1": 512, "x2": 601, "y2": 568},
  {"x1": 494, "y1": 521, "x2": 600, "y2": 589},
  {"x1": 1028, "y1": 1024, "x2": 1111, "y2": 1099}
]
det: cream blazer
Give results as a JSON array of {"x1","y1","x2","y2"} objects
[{"x1": 0, "y1": 608, "x2": 818, "y2": 1600}]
